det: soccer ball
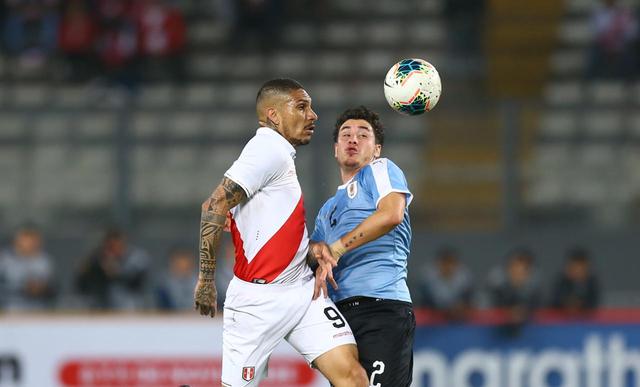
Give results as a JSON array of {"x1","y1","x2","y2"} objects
[{"x1": 383, "y1": 58, "x2": 441, "y2": 115}]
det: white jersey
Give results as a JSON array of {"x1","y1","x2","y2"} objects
[{"x1": 224, "y1": 127, "x2": 312, "y2": 284}]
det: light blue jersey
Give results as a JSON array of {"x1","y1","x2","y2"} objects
[{"x1": 311, "y1": 158, "x2": 413, "y2": 303}]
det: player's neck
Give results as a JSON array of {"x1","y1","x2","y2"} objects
[{"x1": 340, "y1": 167, "x2": 360, "y2": 184}]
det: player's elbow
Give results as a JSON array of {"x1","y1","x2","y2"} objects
[
  {"x1": 201, "y1": 198, "x2": 213, "y2": 212},
  {"x1": 385, "y1": 210, "x2": 404, "y2": 227},
  {"x1": 201, "y1": 194, "x2": 222, "y2": 213}
]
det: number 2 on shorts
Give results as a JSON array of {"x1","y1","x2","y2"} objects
[{"x1": 370, "y1": 360, "x2": 385, "y2": 387}]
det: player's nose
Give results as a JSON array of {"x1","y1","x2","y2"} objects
[{"x1": 307, "y1": 108, "x2": 318, "y2": 121}]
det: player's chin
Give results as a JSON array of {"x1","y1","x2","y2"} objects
[
  {"x1": 298, "y1": 136, "x2": 312, "y2": 145},
  {"x1": 340, "y1": 158, "x2": 363, "y2": 169}
]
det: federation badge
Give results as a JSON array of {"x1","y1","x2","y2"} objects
[
  {"x1": 242, "y1": 366, "x2": 255, "y2": 381},
  {"x1": 347, "y1": 181, "x2": 358, "y2": 199}
]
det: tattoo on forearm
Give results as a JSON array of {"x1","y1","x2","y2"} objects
[
  {"x1": 198, "y1": 177, "x2": 246, "y2": 281},
  {"x1": 199, "y1": 213, "x2": 225, "y2": 281},
  {"x1": 344, "y1": 232, "x2": 364, "y2": 248}
]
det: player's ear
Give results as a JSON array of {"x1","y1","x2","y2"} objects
[
  {"x1": 266, "y1": 107, "x2": 280, "y2": 127},
  {"x1": 334, "y1": 143, "x2": 339, "y2": 158},
  {"x1": 374, "y1": 144, "x2": 382, "y2": 158}
]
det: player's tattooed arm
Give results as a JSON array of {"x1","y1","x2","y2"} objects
[
  {"x1": 195, "y1": 177, "x2": 246, "y2": 317},
  {"x1": 330, "y1": 192, "x2": 406, "y2": 259}
]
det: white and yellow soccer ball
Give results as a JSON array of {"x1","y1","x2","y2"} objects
[{"x1": 383, "y1": 58, "x2": 441, "y2": 115}]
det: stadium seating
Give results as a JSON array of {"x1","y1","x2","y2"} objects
[{"x1": 528, "y1": 0, "x2": 640, "y2": 225}]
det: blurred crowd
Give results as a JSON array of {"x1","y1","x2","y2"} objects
[
  {"x1": 1, "y1": 0, "x2": 636, "y2": 86},
  {"x1": 417, "y1": 245, "x2": 600, "y2": 335},
  {"x1": 0, "y1": 225, "x2": 235, "y2": 313},
  {"x1": 0, "y1": 224, "x2": 601, "y2": 331},
  {"x1": 587, "y1": 0, "x2": 640, "y2": 80},
  {"x1": 1, "y1": 0, "x2": 188, "y2": 86}
]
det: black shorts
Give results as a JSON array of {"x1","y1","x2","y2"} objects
[{"x1": 336, "y1": 297, "x2": 415, "y2": 387}]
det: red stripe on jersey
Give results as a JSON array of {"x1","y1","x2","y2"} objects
[{"x1": 230, "y1": 196, "x2": 306, "y2": 283}]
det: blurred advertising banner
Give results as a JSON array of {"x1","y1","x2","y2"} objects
[
  {"x1": 413, "y1": 322, "x2": 640, "y2": 387},
  {"x1": 1, "y1": 315, "x2": 639, "y2": 387},
  {"x1": 0, "y1": 316, "x2": 328, "y2": 387}
]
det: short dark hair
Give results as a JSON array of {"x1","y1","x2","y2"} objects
[
  {"x1": 256, "y1": 78, "x2": 305, "y2": 104},
  {"x1": 16, "y1": 222, "x2": 40, "y2": 235},
  {"x1": 436, "y1": 246, "x2": 458, "y2": 261},
  {"x1": 506, "y1": 246, "x2": 534, "y2": 264},
  {"x1": 333, "y1": 106, "x2": 385, "y2": 146},
  {"x1": 103, "y1": 227, "x2": 125, "y2": 243},
  {"x1": 567, "y1": 247, "x2": 590, "y2": 263}
]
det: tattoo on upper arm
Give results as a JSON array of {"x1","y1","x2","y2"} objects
[
  {"x1": 198, "y1": 178, "x2": 246, "y2": 281},
  {"x1": 221, "y1": 177, "x2": 246, "y2": 207}
]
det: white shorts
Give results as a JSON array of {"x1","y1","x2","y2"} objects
[{"x1": 221, "y1": 275, "x2": 356, "y2": 386}]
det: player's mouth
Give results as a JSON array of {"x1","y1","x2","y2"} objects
[
  {"x1": 346, "y1": 146, "x2": 358, "y2": 155},
  {"x1": 304, "y1": 124, "x2": 315, "y2": 134}
]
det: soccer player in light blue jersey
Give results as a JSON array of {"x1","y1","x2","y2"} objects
[{"x1": 309, "y1": 106, "x2": 415, "y2": 387}]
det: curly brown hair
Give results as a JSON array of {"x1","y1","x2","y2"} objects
[{"x1": 333, "y1": 106, "x2": 385, "y2": 146}]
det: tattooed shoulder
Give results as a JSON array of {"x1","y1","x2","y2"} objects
[{"x1": 220, "y1": 177, "x2": 246, "y2": 206}]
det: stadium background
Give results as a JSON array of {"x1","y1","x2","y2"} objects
[{"x1": 1, "y1": 0, "x2": 640, "y2": 386}]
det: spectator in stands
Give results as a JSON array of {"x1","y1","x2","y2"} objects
[
  {"x1": 0, "y1": 225, "x2": 55, "y2": 311},
  {"x1": 155, "y1": 247, "x2": 197, "y2": 311},
  {"x1": 487, "y1": 247, "x2": 542, "y2": 336},
  {"x1": 229, "y1": 0, "x2": 285, "y2": 52},
  {"x1": 95, "y1": 0, "x2": 140, "y2": 90},
  {"x1": 419, "y1": 246, "x2": 474, "y2": 321},
  {"x1": 156, "y1": 236, "x2": 233, "y2": 313},
  {"x1": 587, "y1": 0, "x2": 638, "y2": 79},
  {"x1": 214, "y1": 238, "x2": 235, "y2": 308},
  {"x1": 134, "y1": 0, "x2": 186, "y2": 82},
  {"x1": 443, "y1": 0, "x2": 486, "y2": 74},
  {"x1": 58, "y1": 0, "x2": 100, "y2": 82},
  {"x1": 75, "y1": 228, "x2": 150, "y2": 310},
  {"x1": 3, "y1": 0, "x2": 59, "y2": 72},
  {"x1": 550, "y1": 247, "x2": 600, "y2": 315}
]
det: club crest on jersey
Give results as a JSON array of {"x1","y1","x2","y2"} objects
[
  {"x1": 242, "y1": 366, "x2": 255, "y2": 381},
  {"x1": 347, "y1": 181, "x2": 358, "y2": 199}
]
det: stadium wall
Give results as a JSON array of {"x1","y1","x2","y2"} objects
[{"x1": 1, "y1": 312, "x2": 639, "y2": 387}]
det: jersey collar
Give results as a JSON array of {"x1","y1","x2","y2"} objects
[
  {"x1": 337, "y1": 176, "x2": 353, "y2": 190},
  {"x1": 257, "y1": 127, "x2": 297, "y2": 159}
]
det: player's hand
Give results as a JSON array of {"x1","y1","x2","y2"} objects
[
  {"x1": 313, "y1": 262, "x2": 338, "y2": 300},
  {"x1": 309, "y1": 242, "x2": 338, "y2": 268},
  {"x1": 194, "y1": 278, "x2": 218, "y2": 317}
]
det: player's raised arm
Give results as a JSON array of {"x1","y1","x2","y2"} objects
[
  {"x1": 330, "y1": 192, "x2": 406, "y2": 261},
  {"x1": 195, "y1": 177, "x2": 246, "y2": 317}
]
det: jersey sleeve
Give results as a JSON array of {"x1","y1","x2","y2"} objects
[
  {"x1": 310, "y1": 204, "x2": 328, "y2": 243},
  {"x1": 224, "y1": 136, "x2": 285, "y2": 198},
  {"x1": 367, "y1": 158, "x2": 413, "y2": 208}
]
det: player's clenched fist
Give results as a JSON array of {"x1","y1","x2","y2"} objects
[{"x1": 194, "y1": 278, "x2": 218, "y2": 317}]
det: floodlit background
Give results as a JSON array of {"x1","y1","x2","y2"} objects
[{"x1": 1, "y1": 0, "x2": 640, "y2": 386}]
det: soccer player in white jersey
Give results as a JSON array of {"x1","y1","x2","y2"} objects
[
  {"x1": 310, "y1": 106, "x2": 416, "y2": 387},
  {"x1": 193, "y1": 79, "x2": 368, "y2": 387}
]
